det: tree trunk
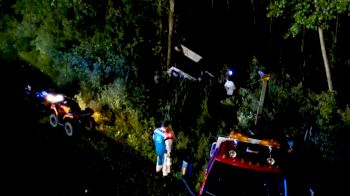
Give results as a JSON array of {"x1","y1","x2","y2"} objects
[
  {"x1": 301, "y1": 27, "x2": 305, "y2": 54},
  {"x1": 166, "y1": 0, "x2": 175, "y2": 68},
  {"x1": 334, "y1": 14, "x2": 339, "y2": 44},
  {"x1": 255, "y1": 79, "x2": 268, "y2": 126},
  {"x1": 250, "y1": 0, "x2": 256, "y2": 25},
  {"x1": 318, "y1": 27, "x2": 333, "y2": 91},
  {"x1": 301, "y1": 27, "x2": 305, "y2": 83},
  {"x1": 157, "y1": 0, "x2": 164, "y2": 66}
]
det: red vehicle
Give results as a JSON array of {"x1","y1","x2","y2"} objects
[
  {"x1": 198, "y1": 132, "x2": 288, "y2": 196},
  {"x1": 48, "y1": 96, "x2": 95, "y2": 137}
]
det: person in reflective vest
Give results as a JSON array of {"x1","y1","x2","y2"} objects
[
  {"x1": 153, "y1": 121, "x2": 172, "y2": 176},
  {"x1": 163, "y1": 128, "x2": 175, "y2": 176}
]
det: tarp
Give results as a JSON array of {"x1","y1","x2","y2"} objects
[{"x1": 176, "y1": 44, "x2": 202, "y2": 63}]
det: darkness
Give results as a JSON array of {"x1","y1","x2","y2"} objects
[{"x1": 176, "y1": 0, "x2": 254, "y2": 78}]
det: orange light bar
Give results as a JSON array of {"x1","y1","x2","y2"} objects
[
  {"x1": 260, "y1": 139, "x2": 280, "y2": 148},
  {"x1": 260, "y1": 139, "x2": 271, "y2": 146},
  {"x1": 229, "y1": 132, "x2": 248, "y2": 141},
  {"x1": 229, "y1": 131, "x2": 280, "y2": 148}
]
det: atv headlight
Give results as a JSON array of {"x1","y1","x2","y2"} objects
[{"x1": 46, "y1": 94, "x2": 64, "y2": 103}]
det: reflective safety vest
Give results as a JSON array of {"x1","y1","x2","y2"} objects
[{"x1": 153, "y1": 128, "x2": 166, "y2": 155}]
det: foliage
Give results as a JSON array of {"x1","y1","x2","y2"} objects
[
  {"x1": 236, "y1": 56, "x2": 347, "y2": 163},
  {"x1": 236, "y1": 87, "x2": 259, "y2": 130},
  {"x1": 196, "y1": 96, "x2": 212, "y2": 130},
  {"x1": 267, "y1": 0, "x2": 350, "y2": 37},
  {"x1": 301, "y1": 91, "x2": 342, "y2": 161},
  {"x1": 175, "y1": 131, "x2": 190, "y2": 151},
  {"x1": 235, "y1": 57, "x2": 263, "y2": 132},
  {"x1": 340, "y1": 105, "x2": 350, "y2": 127},
  {"x1": 266, "y1": 0, "x2": 350, "y2": 91}
]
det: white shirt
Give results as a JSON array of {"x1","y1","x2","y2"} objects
[{"x1": 224, "y1": 79, "x2": 236, "y2": 96}]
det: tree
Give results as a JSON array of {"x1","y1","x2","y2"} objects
[
  {"x1": 267, "y1": 0, "x2": 350, "y2": 91},
  {"x1": 166, "y1": 0, "x2": 175, "y2": 68}
]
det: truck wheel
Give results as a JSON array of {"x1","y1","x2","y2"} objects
[
  {"x1": 49, "y1": 113, "x2": 58, "y2": 127},
  {"x1": 64, "y1": 121, "x2": 74, "y2": 137}
]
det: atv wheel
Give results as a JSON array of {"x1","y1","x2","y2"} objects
[
  {"x1": 23, "y1": 97, "x2": 31, "y2": 105},
  {"x1": 64, "y1": 121, "x2": 74, "y2": 137},
  {"x1": 85, "y1": 118, "x2": 95, "y2": 131},
  {"x1": 49, "y1": 113, "x2": 58, "y2": 127}
]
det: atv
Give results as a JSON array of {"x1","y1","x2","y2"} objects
[{"x1": 48, "y1": 96, "x2": 95, "y2": 137}]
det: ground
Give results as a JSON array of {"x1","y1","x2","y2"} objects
[
  {"x1": 5, "y1": 97, "x2": 190, "y2": 196},
  {"x1": 4, "y1": 60, "x2": 190, "y2": 196}
]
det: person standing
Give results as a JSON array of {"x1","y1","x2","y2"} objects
[
  {"x1": 224, "y1": 77, "x2": 236, "y2": 96},
  {"x1": 163, "y1": 128, "x2": 175, "y2": 176},
  {"x1": 153, "y1": 120, "x2": 172, "y2": 176},
  {"x1": 223, "y1": 70, "x2": 237, "y2": 130}
]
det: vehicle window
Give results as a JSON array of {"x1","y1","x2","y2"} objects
[{"x1": 203, "y1": 161, "x2": 285, "y2": 196}]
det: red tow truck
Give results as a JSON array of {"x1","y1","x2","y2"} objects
[{"x1": 198, "y1": 131, "x2": 288, "y2": 196}]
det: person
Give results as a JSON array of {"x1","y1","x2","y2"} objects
[
  {"x1": 224, "y1": 77, "x2": 236, "y2": 96},
  {"x1": 154, "y1": 71, "x2": 160, "y2": 84},
  {"x1": 163, "y1": 127, "x2": 175, "y2": 176},
  {"x1": 222, "y1": 70, "x2": 237, "y2": 130},
  {"x1": 152, "y1": 120, "x2": 173, "y2": 176}
]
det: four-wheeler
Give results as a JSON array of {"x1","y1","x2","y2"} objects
[
  {"x1": 198, "y1": 131, "x2": 288, "y2": 196},
  {"x1": 48, "y1": 96, "x2": 95, "y2": 137}
]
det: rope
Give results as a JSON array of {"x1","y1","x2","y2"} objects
[{"x1": 181, "y1": 176, "x2": 196, "y2": 196}]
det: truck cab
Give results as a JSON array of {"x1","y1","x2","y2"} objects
[{"x1": 198, "y1": 131, "x2": 288, "y2": 196}]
